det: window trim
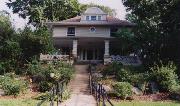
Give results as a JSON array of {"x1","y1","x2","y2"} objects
[{"x1": 67, "y1": 27, "x2": 75, "y2": 36}]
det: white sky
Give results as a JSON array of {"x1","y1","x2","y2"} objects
[{"x1": 0, "y1": 0, "x2": 127, "y2": 29}]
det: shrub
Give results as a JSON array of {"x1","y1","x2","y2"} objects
[
  {"x1": 116, "y1": 67, "x2": 132, "y2": 82},
  {"x1": 0, "y1": 75, "x2": 28, "y2": 96},
  {"x1": 113, "y1": 82, "x2": 132, "y2": 99},
  {"x1": 150, "y1": 62, "x2": 179, "y2": 92},
  {"x1": 26, "y1": 59, "x2": 42, "y2": 75},
  {"x1": 27, "y1": 61, "x2": 74, "y2": 92},
  {"x1": 38, "y1": 81, "x2": 53, "y2": 92},
  {"x1": 102, "y1": 62, "x2": 122, "y2": 76}
]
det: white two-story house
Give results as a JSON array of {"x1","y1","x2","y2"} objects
[{"x1": 46, "y1": 7, "x2": 135, "y2": 63}]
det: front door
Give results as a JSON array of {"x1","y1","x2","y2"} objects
[
  {"x1": 87, "y1": 49, "x2": 93, "y2": 60},
  {"x1": 79, "y1": 48, "x2": 101, "y2": 60}
]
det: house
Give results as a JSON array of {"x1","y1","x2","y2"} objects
[{"x1": 46, "y1": 7, "x2": 135, "y2": 63}]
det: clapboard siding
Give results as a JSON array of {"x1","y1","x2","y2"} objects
[
  {"x1": 53, "y1": 26, "x2": 110, "y2": 37},
  {"x1": 53, "y1": 27, "x2": 67, "y2": 37}
]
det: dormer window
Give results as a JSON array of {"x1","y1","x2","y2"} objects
[
  {"x1": 98, "y1": 16, "x2": 101, "y2": 20},
  {"x1": 86, "y1": 16, "x2": 90, "y2": 20},
  {"x1": 91, "y1": 16, "x2": 97, "y2": 21}
]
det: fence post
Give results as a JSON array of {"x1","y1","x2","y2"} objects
[
  {"x1": 95, "y1": 83, "x2": 98, "y2": 100},
  {"x1": 98, "y1": 84, "x2": 100, "y2": 106},
  {"x1": 102, "y1": 89, "x2": 106, "y2": 106},
  {"x1": 56, "y1": 83, "x2": 59, "y2": 106},
  {"x1": 50, "y1": 87, "x2": 55, "y2": 106}
]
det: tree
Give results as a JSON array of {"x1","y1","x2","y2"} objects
[
  {"x1": 110, "y1": 28, "x2": 135, "y2": 55},
  {"x1": 122, "y1": 0, "x2": 180, "y2": 68},
  {"x1": 0, "y1": 11, "x2": 21, "y2": 73},
  {"x1": 7, "y1": 0, "x2": 116, "y2": 26},
  {"x1": 80, "y1": 3, "x2": 116, "y2": 16},
  {"x1": 18, "y1": 26, "x2": 54, "y2": 62},
  {"x1": 7, "y1": 0, "x2": 81, "y2": 26}
]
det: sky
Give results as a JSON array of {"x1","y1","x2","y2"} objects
[{"x1": 0, "y1": 0, "x2": 127, "y2": 29}]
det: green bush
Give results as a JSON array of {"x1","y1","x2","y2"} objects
[
  {"x1": 38, "y1": 81, "x2": 53, "y2": 92},
  {"x1": 113, "y1": 82, "x2": 132, "y2": 99},
  {"x1": 26, "y1": 59, "x2": 42, "y2": 75},
  {"x1": 0, "y1": 75, "x2": 28, "y2": 96},
  {"x1": 27, "y1": 61, "x2": 74, "y2": 92},
  {"x1": 150, "y1": 62, "x2": 179, "y2": 92},
  {"x1": 102, "y1": 62, "x2": 122, "y2": 76},
  {"x1": 116, "y1": 67, "x2": 132, "y2": 82}
]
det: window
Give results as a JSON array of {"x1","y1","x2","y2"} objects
[
  {"x1": 86, "y1": 16, "x2": 90, "y2": 20},
  {"x1": 67, "y1": 27, "x2": 75, "y2": 36},
  {"x1": 90, "y1": 27, "x2": 96, "y2": 32},
  {"x1": 98, "y1": 16, "x2": 101, "y2": 20},
  {"x1": 110, "y1": 27, "x2": 118, "y2": 36},
  {"x1": 91, "y1": 16, "x2": 97, "y2": 21}
]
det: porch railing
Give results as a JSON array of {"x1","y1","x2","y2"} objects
[{"x1": 89, "y1": 64, "x2": 114, "y2": 106}]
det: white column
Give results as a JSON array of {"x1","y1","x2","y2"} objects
[
  {"x1": 72, "y1": 40, "x2": 78, "y2": 57},
  {"x1": 104, "y1": 40, "x2": 110, "y2": 64},
  {"x1": 104, "y1": 40, "x2": 109, "y2": 56}
]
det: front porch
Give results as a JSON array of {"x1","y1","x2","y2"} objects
[{"x1": 54, "y1": 37, "x2": 112, "y2": 63}]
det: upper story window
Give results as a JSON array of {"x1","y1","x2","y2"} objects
[
  {"x1": 98, "y1": 16, "x2": 101, "y2": 20},
  {"x1": 67, "y1": 27, "x2": 75, "y2": 36},
  {"x1": 91, "y1": 16, "x2": 97, "y2": 21},
  {"x1": 86, "y1": 16, "x2": 90, "y2": 20},
  {"x1": 110, "y1": 27, "x2": 118, "y2": 37}
]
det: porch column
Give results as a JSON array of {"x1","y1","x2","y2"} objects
[
  {"x1": 72, "y1": 40, "x2": 78, "y2": 58},
  {"x1": 104, "y1": 40, "x2": 109, "y2": 56},
  {"x1": 104, "y1": 40, "x2": 110, "y2": 64}
]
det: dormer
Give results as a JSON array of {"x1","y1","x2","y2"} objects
[{"x1": 81, "y1": 7, "x2": 108, "y2": 21}]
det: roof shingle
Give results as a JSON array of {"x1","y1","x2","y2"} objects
[{"x1": 46, "y1": 16, "x2": 135, "y2": 27}]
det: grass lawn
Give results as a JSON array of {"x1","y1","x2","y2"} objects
[
  {"x1": 0, "y1": 98, "x2": 48, "y2": 106},
  {"x1": 107, "y1": 101, "x2": 180, "y2": 106}
]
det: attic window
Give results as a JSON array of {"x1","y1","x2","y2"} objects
[
  {"x1": 91, "y1": 16, "x2": 97, "y2": 21},
  {"x1": 86, "y1": 16, "x2": 90, "y2": 20},
  {"x1": 98, "y1": 16, "x2": 101, "y2": 20}
]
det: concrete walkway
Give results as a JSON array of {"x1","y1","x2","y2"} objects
[{"x1": 60, "y1": 65, "x2": 96, "y2": 106}]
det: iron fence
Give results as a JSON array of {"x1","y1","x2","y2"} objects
[
  {"x1": 37, "y1": 79, "x2": 67, "y2": 106},
  {"x1": 89, "y1": 64, "x2": 114, "y2": 106}
]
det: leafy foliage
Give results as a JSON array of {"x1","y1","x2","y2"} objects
[
  {"x1": 0, "y1": 74, "x2": 28, "y2": 96},
  {"x1": 19, "y1": 27, "x2": 54, "y2": 62},
  {"x1": 0, "y1": 11, "x2": 21, "y2": 74},
  {"x1": 0, "y1": 12, "x2": 54, "y2": 74},
  {"x1": 38, "y1": 81, "x2": 53, "y2": 92},
  {"x1": 80, "y1": 3, "x2": 116, "y2": 16},
  {"x1": 113, "y1": 82, "x2": 132, "y2": 99},
  {"x1": 7, "y1": 0, "x2": 115, "y2": 26},
  {"x1": 7, "y1": 0, "x2": 80, "y2": 26},
  {"x1": 110, "y1": 28, "x2": 135, "y2": 55},
  {"x1": 150, "y1": 62, "x2": 179, "y2": 92},
  {"x1": 122, "y1": 0, "x2": 180, "y2": 69},
  {"x1": 27, "y1": 61, "x2": 74, "y2": 92}
]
